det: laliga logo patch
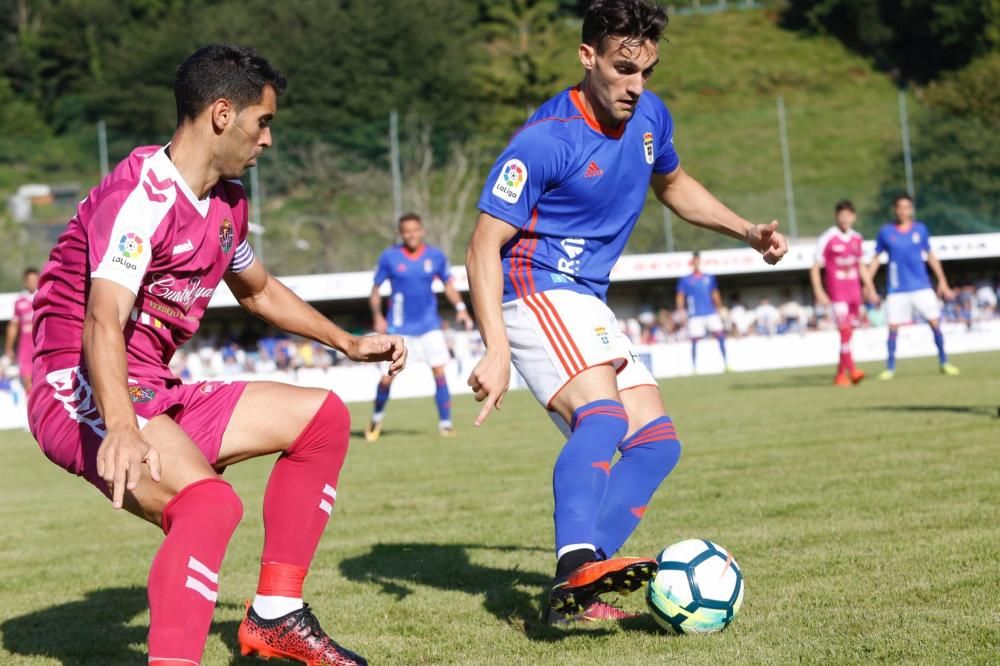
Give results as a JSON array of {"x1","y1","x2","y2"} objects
[
  {"x1": 219, "y1": 217, "x2": 234, "y2": 254},
  {"x1": 118, "y1": 232, "x2": 144, "y2": 259},
  {"x1": 643, "y1": 131, "x2": 655, "y2": 165},
  {"x1": 492, "y1": 159, "x2": 527, "y2": 204}
]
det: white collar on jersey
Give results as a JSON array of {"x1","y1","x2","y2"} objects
[{"x1": 154, "y1": 144, "x2": 212, "y2": 217}]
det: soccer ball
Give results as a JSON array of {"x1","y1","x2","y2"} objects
[{"x1": 645, "y1": 539, "x2": 744, "y2": 634}]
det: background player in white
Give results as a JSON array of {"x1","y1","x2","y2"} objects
[
  {"x1": 465, "y1": 0, "x2": 788, "y2": 623},
  {"x1": 366, "y1": 213, "x2": 473, "y2": 440},
  {"x1": 867, "y1": 194, "x2": 960, "y2": 380},
  {"x1": 675, "y1": 251, "x2": 729, "y2": 373}
]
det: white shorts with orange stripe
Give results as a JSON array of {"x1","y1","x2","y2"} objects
[{"x1": 503, "y1": 289, "x2": 656, "y2": 410}]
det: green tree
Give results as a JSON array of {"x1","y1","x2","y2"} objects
[{"x1": 780, "y1": 0, "x2": 998, "y2": 83}]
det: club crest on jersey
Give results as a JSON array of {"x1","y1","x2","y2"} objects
[
  {"x1": 912, "y1": 232, "x2": 920, "y2": 244},
  {"x1": 595, "y1": 326, "x2": 610, "y2": 346},
  {"x1": 643, "y1": 132, "x2": 655, "y2": 165},
  {"x1": 424, "y1": 258, "x2": 433, "y2": 273},
  {"x1": 219, "y1": 217, "x2": 234, "y2": 254},
  {"x1": 128, "y1": 385, "x2": 156, "y2": 403},
  {"x1": 492, "y1": 159, "x2": 527, "y2": 204}
]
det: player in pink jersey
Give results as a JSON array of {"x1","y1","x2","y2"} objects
[
  {"x1": 4, "y1": 267, "x2": 38, "y2": 391},
  {"x1": 28, "y1": 45, "x2": 403, "y2": 666},
  {"x1": 809, "y1": 200, "x2": 878, "y2": 386}
]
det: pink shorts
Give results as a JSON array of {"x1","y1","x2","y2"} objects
[
  {"x1": 832, "y1": 301, "x2": 861, "y2": 328},
  {"x1": 28, "y1": 361, "x2": 247, "y2": 499}
]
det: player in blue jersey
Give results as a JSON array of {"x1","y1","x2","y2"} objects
[
  {"x1": 365, "y1": 213, "x2": 473, "y2": 440},
  {"x1": 867, "y1": 194, "x2": 959, "y2": 380},
  {"x1": 676, "y1": 251, "x2": 729, "y2": 373},
  {"x1": 465, "y1": 0, "x2": 788, "y2": 624}
]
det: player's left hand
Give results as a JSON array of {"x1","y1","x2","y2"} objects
[
  {"x1": 746, "y1": 220, "x2": 788, "y2": 265},
  {"x1": 348, "y1": 334, "x2": 407, "y2": 375},
  {"x1": 456, "y1": 309, "x2": 474, "y2": 331},
  {"x1": 937, "y1": 284, "x2": 956, "y2": 302}
]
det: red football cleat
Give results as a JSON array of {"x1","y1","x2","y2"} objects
[
  {"x1": 833, "y1": 373, "x2": 851, "y2": 387},
  {"x1": 849, "y1": 369, "x2": 865, "y2": 384},
  {"x1": 238, "y1": 602, "x2": 367, "y2": 666},
  {"x1": 548, "y1": 556, "x2": 656, "y2": 616}
]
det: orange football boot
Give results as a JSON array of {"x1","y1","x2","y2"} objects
[
  {"x1": 238, "y1": 602, "x2": 366, "y2": 666},
  {"x1": 547, "y1": 556, "x2": 656, "y2": 617}
]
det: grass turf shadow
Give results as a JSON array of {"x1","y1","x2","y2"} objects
[
  {"x1": 1, "y1": 586, "x2": 255, "y2": 665},
  {"x1": 841, "y1": 403, "x2": 1000, "y2": 417},
  {"x1": 727, "y1": 372, "x2": 835, "y2": 391},
  {"x1": 338, "y1": 542, "x2": 660, "y2": 641}
]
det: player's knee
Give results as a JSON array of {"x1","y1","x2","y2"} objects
[{"x1": 162, "y1": 478, "x2": 243, "y2": 536}]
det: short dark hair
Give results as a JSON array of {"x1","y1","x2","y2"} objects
[
  {"x1": 23, "y1": 267, "x2": 38, "y2": 277},
  {"x1": 174, "y1": 44, "x2": 287, "y2": 125},
  {"x1": 691, "y1": 250, "x2": 701, "y2": 258},
  {"x1": 582, "y1": 0, "x2": 668, "y2": 53},
  {"x1": 398, "y1": 212, "x2": 423, "y2": 227},
  {"x1": 892, "y1": 194, "x2": 914, "y2": 206},
  {"x1": 835, "y1": 199, "x2": 855, "y2": 213}
]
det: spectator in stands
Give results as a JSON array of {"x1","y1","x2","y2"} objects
[
  {"x1": 728, "y1": 295, "x2": 754, "y2": 337},
  {"x1": 779, "y1": 289, "x2": 804, "y2": 334},
  {"x1": 755, "y1": 297, "x2": 780, "y2": 336}
]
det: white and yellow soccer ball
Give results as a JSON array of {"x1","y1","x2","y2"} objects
[{"x1": 645, "y1": 539, "x2": 744, "y2": 634}]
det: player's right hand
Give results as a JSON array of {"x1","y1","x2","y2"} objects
[
  {"x1": 373, "y1": 314, "x2": 388, "y2": 335},
  {"x1": 96, "y1": 427, "x2": 161, "y2": 510},
  {"x1": 467, "y1": 351, "x2": 510, "y2": 427}
]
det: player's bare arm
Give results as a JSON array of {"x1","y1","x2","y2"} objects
[
  {"x1": 859, "y1": 261, "x2": 880, "y2": 304},
  {"x1": 926, "y1": 250, "x2": 955, "y2": 300},
  {"x1": 711, "y1": 288, "x2": 724, "y2": 311},
  {"x1": 465, "y1": 212, "x2": 518, "y2": 425},
  {"x1": 369, "y1": 284, "x2": 388, "y2": 334},
  {"x1": 809, "y1": 261, "x2": 831, "y2": 305},
  {"x1": 226, "y1": 258, "x2": 406, "y2": 374},
  {"x1": 675, "y1": 290, "x2": 687, "y2": 321},
  {"x1": 443, "y1": 279, "x2": 474, "y2": 330},
  {"x1": 83, "y1": 278, "x2": 162, "y2": 509},
  {"x1": 651, "y1": 167, "x2": 788, "y2": 264},
  {"x1": 3, "y1": 316, "x2": 16, "y2": 360}
]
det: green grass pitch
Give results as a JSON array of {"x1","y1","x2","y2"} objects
[{"x1": 1, "y1": 352, "x2": 998, "y2": 664}]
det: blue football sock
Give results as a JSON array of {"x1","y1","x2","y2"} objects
[
  {"x1": 594, "y1": 416, "x2": 681, "y2": 559},
  {"x1": 887, "y1": 330, "x2": 898, "y2": 371},
  {"x1": 691, "y1": 340, "x2": 698, "y2": 367},
  {"x1": 931, "y1": 325, "x2": 947, "y2": 364},
  {"x1": 553, "y1": 400, "x2": 628, "y2": 558},
  {"x1": 717, "y1": 334, "x2": 728, "y2": 364},
  {"x1": 434, "y1": 375, "x2": 451, "y2": 424},
  {"x1": 373, "y1": 380, "x2": 391, "y2": 417}
]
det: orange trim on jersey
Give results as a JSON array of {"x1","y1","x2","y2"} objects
[
  {"x1": 529, "y1": 293, "x2": 585, "y2": 374},
  {"x1": 569, "y1": 87, "x2": 627, "y2": 139},
  {"x1": 538, "y1": 291, "x2": 587, "y2": 367},
  {"x1": 402, "y1": 244, "x2": 426, "y2": 259},
  {"x1": 508, "y1": 210, "x2": 539, "y2": 298}
]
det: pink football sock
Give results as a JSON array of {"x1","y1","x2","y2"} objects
[
  {"x1": 148, "y1": 478, "x2": 243, "y2": 664},
  {"x1": 260, "y1": 391, "x2": 351, "y2": 576}
]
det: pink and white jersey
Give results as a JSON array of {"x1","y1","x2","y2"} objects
[
  {"x1": 33, "y1": 145, "x2": 255, "y2": 383},
  {"x1": 13, "y1": 292, "x2": 34, "y2": 364},
  {"x1": 815, "y1": 226, "x2": 864, "y2": 304}
]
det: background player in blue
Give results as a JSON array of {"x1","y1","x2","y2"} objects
[
  {"x1": 366, "y1": 213, "x2": 473, "y2": 440},
  {"x1": 867, "y1": 194, "x2": 959, "y2": 380},
  {"x1": 465, "y1": 0, "x2": 788, "y2": 624},
  {"x1": 676, "y1": 251, "x2": 729, "y2": 372}
]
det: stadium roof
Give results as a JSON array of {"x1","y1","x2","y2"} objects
[{"x1": 3, "y1": 231, "x2": 999, "y2": 319}]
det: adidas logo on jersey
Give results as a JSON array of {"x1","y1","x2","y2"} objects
[{"x1": 584, "y1": 161, "x2": 604, "y2": 178}]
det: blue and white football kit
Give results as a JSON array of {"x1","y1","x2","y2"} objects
[
  {"x1": 372, "y1": 244, "x2": 452, "y2": 367},
  {"x1": 677, "y1": 272, "x2": 724, "y2": 339},
  {"x1": 478, "y1": 86, "x2": 683, "y2": 566},
  {"x1": 874, "y1": 222, "x2": 941, "y2": 326},
  {"x1": 478, "y1": 87, "x2": 679, "y2": 409}
]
